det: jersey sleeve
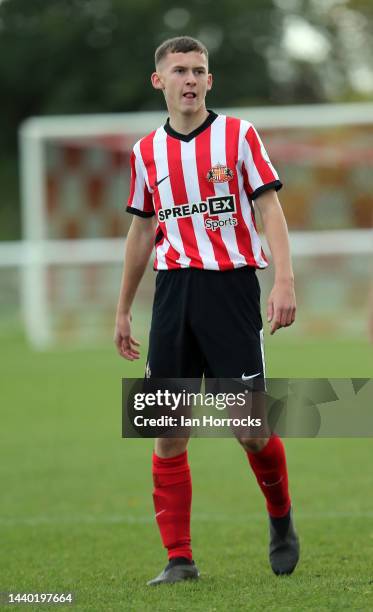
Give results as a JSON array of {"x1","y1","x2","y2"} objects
[
  {"x1": 242, "y1": 124, "x2": 283, "y2": 200},
  {"x1": 126, "y1": 148, "x2": 155, "y2": 218}
]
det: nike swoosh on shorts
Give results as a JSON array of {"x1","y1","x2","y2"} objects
[{"x1": 241, "y1": 372, "x2": 261, "y2": 380}]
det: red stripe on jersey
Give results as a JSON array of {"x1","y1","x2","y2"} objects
[
  {"x1": 166, "y1": 137, "x2": 204, "y2": 268},
  {"x1": 165, "y1": 249, "x2": 182, "y2": 269},
  {"x1": 242, "y1": 161, "x2": 258, "y2": 229},
  {"x1": 225, "y1": 117, "x2": 253, "y2": 266},
  {"x1": 260, "y1": 246, "x2": 268, "y2": 265},
  {"x1": 241, "y1": 160, "x2": 268, "y2": 266},
  {"x1": 246, "y1": 126, "x2": 277, "y2": 184},
  {"x1": 153, "y1": 234, "x2": 164, "y2": 270},
  {"x1": 140, "y1": 133, "x2": 180, "y2": 269},
  {"x1": 242, "y1": 159, "x2": 267, "y2": 264},
  {"x1": 195, "y1": 126, "x2": 233, "y2": 270},
  {"x1": 128, "y1": 146, "x2": 153, "y2": 214},
  {"x1": 242, "y1": 160, "x2": 253, "y2": 196}
]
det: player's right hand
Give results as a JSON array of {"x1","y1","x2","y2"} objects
[{"x1": 114, "y1": 312, "x2": 141, "y2": 360}]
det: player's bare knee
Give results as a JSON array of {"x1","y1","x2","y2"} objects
[
  {"x1": 238, "y1": 437, "x2": 268, "y2": 453},
  {"x1": 155, "y1": 437, "x2": 189, "y2": 458}
]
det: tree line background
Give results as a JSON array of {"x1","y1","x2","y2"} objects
[{"x1": 1, "y1": 0, "x2": 372, "y2": 238}]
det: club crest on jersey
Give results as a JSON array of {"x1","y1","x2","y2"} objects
[{"x1": 206, "y1": 163, "x2": 234, "y2": 183}]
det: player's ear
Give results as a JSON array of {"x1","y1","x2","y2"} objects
[
  {"x1": 151, "y1": 71, "x2": 164, "y2": 90},
  {"x1": 207, "y1": 73, "x2": 213, "y2": 92}
]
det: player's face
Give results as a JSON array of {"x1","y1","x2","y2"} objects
[{"x1": 151, "y1": 52, "x2": 212, "y2": 116}]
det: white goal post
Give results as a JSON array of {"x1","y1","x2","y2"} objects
[{"x1": 16, "y1": 103, "x2": 373, "y2": 347}]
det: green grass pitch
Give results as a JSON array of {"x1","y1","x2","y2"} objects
[{"x1": 1, "y1": 326, "x2": 373, "y2": 611}]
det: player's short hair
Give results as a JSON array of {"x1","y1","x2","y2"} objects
[{"x1": 155, "y1": 36, "x2": 208, "y2": 68}]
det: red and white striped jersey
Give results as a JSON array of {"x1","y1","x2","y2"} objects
[{"x1": 127, "y1": 111, "x2": 282, "y2": 271}]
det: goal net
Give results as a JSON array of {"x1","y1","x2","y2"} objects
[{"x1": 16, "y1": 104, "x2": 373, "y2": 347}]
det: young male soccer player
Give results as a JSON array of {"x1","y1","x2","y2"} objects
[{"x1": 114, "y1": 36, "x2": 300, "y2": 585}]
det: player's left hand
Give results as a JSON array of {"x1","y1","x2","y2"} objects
[
  {"x1": 114, "y1": 311, "x2": 141, "y2": 360},
  {"x1": 267, "y1": 279, "x2": 296, "y2": 335}
]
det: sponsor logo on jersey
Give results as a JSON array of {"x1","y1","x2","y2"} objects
[
  {"x1": 208, "y1": 195, "x2": 236, "y2": 214},
  {"x1": 157, "y1": 195, "x2": 236, "y2": 222},
  {"x1": 205, "y1": 217, "x2": 238, "y2": 231},
  {"x1": 206, "y1": 163, "x2": 234, "y2": 183}
]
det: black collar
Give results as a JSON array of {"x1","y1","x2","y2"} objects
[{"x1": 164, "y1": 110, "x2": 218, "y2": 142}]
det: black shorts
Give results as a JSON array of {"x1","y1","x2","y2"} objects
[{"x1": 146, "y1": 266, "x2": 266, "y2": 381}]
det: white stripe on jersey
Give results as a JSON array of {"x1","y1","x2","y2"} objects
[
  {"x1": 241, "y1": 121, "x2": 280, "y2": 192},
  {"x1": 210, "y1": 116, "x2": 247, "y2": 268},
  {"x1": 131, "y1": 141, "x2": 151, "y2": 211},
  {"x1": 155, "y1": 235, "x2": 171, "y2": 270},
  {"x1": 241, "y1": 126, "x2": 264, "y2": 193},
  {"x1": 260, "y1": 328, "x2": 266, "y2": 379},
  {"x1": 153, "y1": 128, "x2": 191, "y2": 268},
  {"x1": 180, "y1": 139, "x2": 219, "y2": 270},
  {"x1": 251, "y1": 125, "x2": 280, "y2": 181},
  {"x1": 238, "y1": 120, "x2": 268, "y2": 268}
]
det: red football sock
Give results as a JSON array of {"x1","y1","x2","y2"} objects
[
  {"x1": 152, "y1": 450, "x2": 192, "y2": 561},
  {"x1": 246, "y1": 436, "x2": 291, "y2": 518}
]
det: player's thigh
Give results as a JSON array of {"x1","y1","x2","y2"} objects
[
  {"x1": 194, "y1": 266, "x2": 265, "y2": 379},
  {"x1": 147, "y1": 270, "x2": 204, "y2": 378}
]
